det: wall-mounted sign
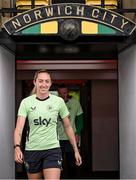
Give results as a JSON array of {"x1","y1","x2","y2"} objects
[{"x1": 4, "y1": 3, "x2": 136, "y2": 37}]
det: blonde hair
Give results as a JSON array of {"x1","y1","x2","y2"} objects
[{"x1": 30, "y1": 86, "x2": 36, "y2": 95}]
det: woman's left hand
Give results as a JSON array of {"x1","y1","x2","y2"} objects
[{"x1": 75, "y1": 150, "x2": 82, "y2": 166}]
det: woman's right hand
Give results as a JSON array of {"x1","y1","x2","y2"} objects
[{"x1": 14, "y1": 147, "x2": 24, "y2": 164}]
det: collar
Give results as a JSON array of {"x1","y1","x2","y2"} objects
[{"x1": 36, "y1": 96, "x2": 50, "y2": 101}]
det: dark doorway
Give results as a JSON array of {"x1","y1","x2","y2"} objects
[{"x1": 16, "y1": 78, "x2": 119, "y2": 179}]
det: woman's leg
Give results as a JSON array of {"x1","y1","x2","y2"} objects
[
  {"x1": 27, "y1": 171, "x2": 42, "y2": 179},
  {"x1": 43, "y1": 168, "x2": 61, "y2": 179}
]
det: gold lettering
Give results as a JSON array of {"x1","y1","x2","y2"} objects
[
  {"x1": 76, "y1": 6, "x2": 84, "y2": 16},
  {"x1": 34, "y1": 10, "x2": 42, "y2": 20},
  {"x1": 92, "y1": 9, "x2": 99, "y2": 18},
  {"x1": 102, "y1": 11, "x2": 107, "y2": 21},
  {"x1": 45, "y1": 7, "x2": 53, "y2": 17},
  {"x1": 57, "y1": 6, "x2": 61, "y2": 15},
  {"x1": 121, "y1": 19, "x2": 129, "y2": 29},
  {"x1": 11, "y1": 19, "x2": 21, "y2": 29},
  {"x1": 65, "y1": 6, "x2": 72, "y2": 15},
  {"x1": 110, "y1": 14, "x2": 117, "y2": 24},
  {"x1": 23, "y1": 14, "x2": 31, "y2": 23}
]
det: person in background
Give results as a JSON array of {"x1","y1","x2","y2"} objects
[
  {"x1": 57, "y1": 84, "x2": 83, "y2": 179},
  {"x1": 14, "y1": 69, "x2": 82, "y2": 180}
]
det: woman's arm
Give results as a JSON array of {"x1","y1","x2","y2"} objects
[
  {"x1": 62, "y1": 116, "x2": 82, "y2": 166},
  {"x1": 14, "y1": 116, "x2": 26, "y2": 164}
]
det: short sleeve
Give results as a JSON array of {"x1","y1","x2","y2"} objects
[
  {"x1": 59, "y1": 98, "x2": 69, "y2": 119},
  {"x1": 18, "y1": 99, "x2": 27, "y2": 118}
]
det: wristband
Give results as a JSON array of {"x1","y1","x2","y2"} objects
[{"x1": 14, "y1": 144, "x2": 20, "y2": 149}]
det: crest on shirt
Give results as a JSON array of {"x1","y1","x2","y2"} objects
[{"x1": 47, "y1": 105, "x2": 53, "y2": 111}]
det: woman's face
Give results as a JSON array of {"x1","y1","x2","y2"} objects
[{"x1": 34, "y1": 72, "x2": 52, "y2": 95}]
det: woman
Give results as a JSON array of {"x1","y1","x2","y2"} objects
[{"x1": 14, "y1": 69, "x2": 82, "y2": 179}]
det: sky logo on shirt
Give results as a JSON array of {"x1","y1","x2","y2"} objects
[{"x1": 33, "y1": 116, "x2": 51, "y2": 126}]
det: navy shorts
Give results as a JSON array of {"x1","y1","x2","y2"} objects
[{"x1": 24, "y1": 148, "x2": 62, "y2": 173}]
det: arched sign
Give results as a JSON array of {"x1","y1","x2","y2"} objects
[{"x1": 4, "y1": 3, "x2": 136, "y2": 39}]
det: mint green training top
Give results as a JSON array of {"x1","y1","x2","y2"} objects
[
  {"x1": 57, "y1": 98, "x2": 83, "y2": 140},
  {"x1": 18, "y1": 94, "x2": 69, "y2": 150}
]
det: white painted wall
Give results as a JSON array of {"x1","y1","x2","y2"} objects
[
  {"x1": 0, "y1": 46, "x2": 15, "y2": 179},
  {"x1": 119, "y1": 44, "x2": 136, "y2": 179}
]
